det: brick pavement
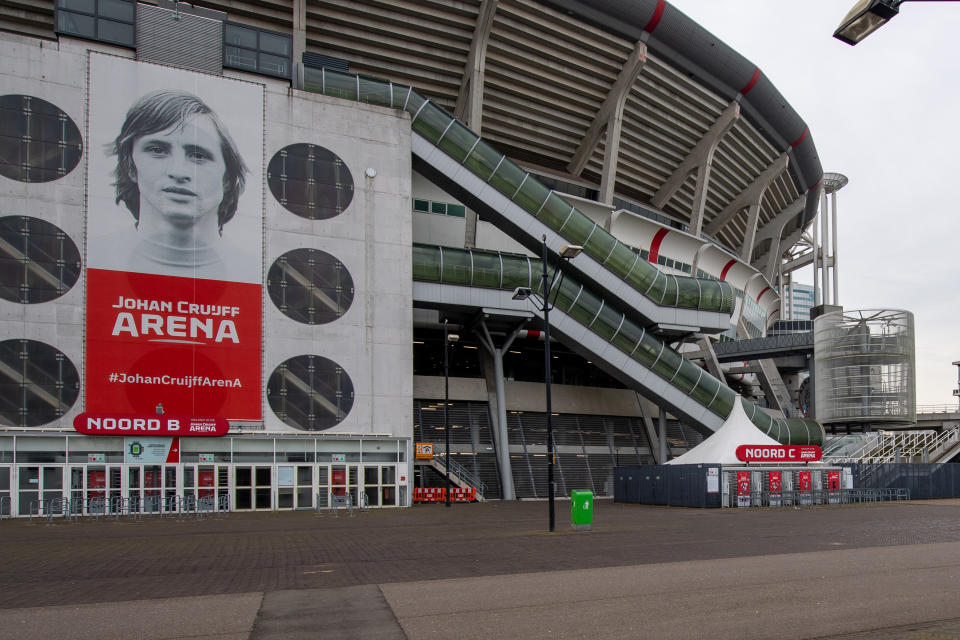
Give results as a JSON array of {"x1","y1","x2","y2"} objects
[{"x1": 3, "y1": 499, "x2": 960, "y2": 611}]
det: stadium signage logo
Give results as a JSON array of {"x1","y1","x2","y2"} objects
[
  {"x1": 73, "y1": 413, "x2": 229, "y2": 437},
  {"x1": 735, "y1": 445, "x2": 822, "y2": 462}
]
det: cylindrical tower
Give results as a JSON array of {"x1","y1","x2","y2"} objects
[{"x1": 813, "y1": 308, "x2": 916, "y2": 427}]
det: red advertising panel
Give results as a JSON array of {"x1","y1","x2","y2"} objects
[
  {"x1": 84, "y1": 271, "x2": 261, "y2": 418},
  {"x1": 768, "y1": 471, "x2": 782, "y2": 493},
  {"x1": 798, "y1": 471, "x2": 812, "y2": 492},
  {"x1": 737, "y1": 472, "x2": 751, "y2": 497},
  {"x1": 735, "y1": 445, "x2": 822, "y2": 462},
  {"x1": 827, "y1": 470, "x2": 840, "y2": 491},
  {"x1": 84, "y1": 55, "x2": 264, "y2": 421},
  {"x1": 73, "y1": 413, "x2": 229, "y2": 436}
]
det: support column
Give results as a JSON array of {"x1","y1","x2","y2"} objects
[
  {"x1": 638, "y1": 396, "x2": 662, "y2": 464},
  {"x1": 821, "y1": 189, "x2": 829, "y2": 304},
  {"x1": 598, "y1": 109, "x2": 624, "y2": 204},
  {"x1": 831, "y1": 189, "x2": 840, "y2": 304},
  {"x1": 292, "y1": 0, "x2": 307, "y2": 73},
  {"x1": 813, "y1": 191, "x2": 823, "y2": 307},
  {"x1": 658, "y1": 407, "x2": 668, "y2": 464},
  {"x1": 475, "y1": 319, "x2": 526, "y2": 500}
]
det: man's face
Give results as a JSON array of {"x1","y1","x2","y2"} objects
[{"x1": 131, "y1": 114, "x2": 226, "y2": 230}]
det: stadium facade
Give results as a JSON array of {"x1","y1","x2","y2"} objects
[{"x1": 0, "y1": 0, "x2": 840, "y2": 515}]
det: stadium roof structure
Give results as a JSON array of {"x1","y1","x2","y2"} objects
[
  {"x1": 289, "y1": 0, "x2": 823, "y2": 272},
  {"x1": 1, "y1": 0, "x2": 822, "y2": 274}
]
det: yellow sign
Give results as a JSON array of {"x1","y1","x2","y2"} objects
[{"x1": 415, "y1": 442, "x2": 434, "y2": 459}]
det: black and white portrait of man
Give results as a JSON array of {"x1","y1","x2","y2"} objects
[{"x1": 86, "y1": 56, "x2": 263, "y2": 284}]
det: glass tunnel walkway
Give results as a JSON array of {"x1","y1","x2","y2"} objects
[{"x1": 301, "y1": 68, "x2": 823, "y2": 446}]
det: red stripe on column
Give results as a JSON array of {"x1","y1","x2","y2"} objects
[
  {"x1": 791, "y1": 127, "x2": 809, "y2": 148},
  {"x1": 809, "y1": 175, "x2": 823, "y2": 191},
  {"x1": 719, "y1": 259, "x2": 737, "y2": 281},
  {"x1": 525, "y1": 330, "x2": 540, "y2": 340},
  {"x1": 648, "y1": 228, "x2": 669, "y2": 263},
  {"x1": 740, "y1": 68, "x2": 761, "y2": 95},
  {"x1": 756, "y1": 286, "x2": 771, "y2": 302},
  {"x1": 644, "y1": 0, "x2": 666, "y2": 33}
]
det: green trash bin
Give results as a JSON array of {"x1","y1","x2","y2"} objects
[{"x1": 571, "y1": 490, "x2": 593, "y2": 531}]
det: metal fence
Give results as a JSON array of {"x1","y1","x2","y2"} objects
[
  {"x1": 17, "y1": 494, "x2": 231, "y2": 524},
  {"x1": 614, "y1": 463, "x2": 955, "y2": 508}
]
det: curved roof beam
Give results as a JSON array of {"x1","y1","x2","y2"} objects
[
  {"x1": 651, "y1": 101, "x2": 740, "y2": 235},
  {"x1": 454, "y1": 0, "x2": 498, "y2": 132},
  {"x1": 567, "y1": 40, "x2": 648, "y2": 181},
  {"x1": 703, "y1": 152, "x2": 789, "y2": 240},
  {"x1": 752, "y1": 197, "x2": 805, "y2": 280}
]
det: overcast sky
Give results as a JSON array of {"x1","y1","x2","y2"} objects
[{"x1": 670, "y1": 0, "x2": 960, "y2": 408}]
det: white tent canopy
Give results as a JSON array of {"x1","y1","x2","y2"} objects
[{"x1": 665, "y1": 397, "x2": 780, "y2": 465}]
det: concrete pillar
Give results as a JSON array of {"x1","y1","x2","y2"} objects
[
  {"x1": 292, "y1": 0, "x2": 306, "y2": 72},
  {"x1": 475, "y1": 319, "x2": 526, "y2": 500}
]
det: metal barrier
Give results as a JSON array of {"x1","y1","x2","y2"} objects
[
  {"x1": 316, "y1": 492, "x2": 355, "y2": 517},
  {"x1": 12, "y1": 492, "x2": 236, "y2": 522},
  {"x1": 0, "y1": 495, "x2": 10, "y2": 519},
  {"x1": 730, "y1": 488, "x2": 911, "y2": 508}
]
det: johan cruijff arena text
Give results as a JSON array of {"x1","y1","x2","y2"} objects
[{"x1": 0, "y1": 0, "x2": 835, "y2": 515}]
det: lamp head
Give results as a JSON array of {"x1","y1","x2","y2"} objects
[
  {"x1": 559, "y1": 244, "x2": 584, "y2": 259},
  {"x1": 512, "y1": 286, "x2": 533, "y2": 301},
  {"x1": 833, "y1": 0, "x2": 901, "y2": 45}
]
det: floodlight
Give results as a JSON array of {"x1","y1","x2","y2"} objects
[{"x1": 833, "y1": 0, "x2": 901, "y2": 45}]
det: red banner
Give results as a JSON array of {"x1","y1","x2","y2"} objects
[
  {"x1": 768, "y1": 471, "x2": 782, "y2": 492},
  {"x1": 827, "y1": 470, "x2": 840, "y2": 491},
  {"x1": 798, "y1": 471, "x2": 811, "y2": 491},
  {"x1": 84, "y1": 269, "x2": 262, "y2": 420},
  {"x1": 735, "y1": 445, "x2": 822, "y2": 462},
  {"x1": 74, "y1": 413, "x2": 229, "y2": 436},
  {"x1": 736, "y1": 471, "x2": 751, "y2": 497}
]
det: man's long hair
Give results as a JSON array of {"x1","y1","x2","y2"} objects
[{"x1": 109, "y1": 90, "x2": 247, "y2": 232}]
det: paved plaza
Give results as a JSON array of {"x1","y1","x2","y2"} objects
[{"x1": 2, "y1": 499, "x2": 960, "y2": 639}]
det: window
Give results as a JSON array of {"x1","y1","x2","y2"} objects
[
  {"x1": 268, "y1": 355, "x2": 354, "y2": 431},
  {"x1": 0, "y1": 95, "x2": 83, "y2": 183},
  {"x1": 413, "y1": 199, "x2": 467, "y2": 218},
  {"x1": 0, "y1": 339, "x2": 79, "y2": 427},
  {"x1": 0, "y1": 216, "x2": 82, "y2": 304},
  {"x1": 268, "y1": 143, "x2": 354, "y2": 220},
  {"x1": 224, "y1": 23, "x2": 292, "y2": 79},
  {"x1": 267, "y1": 248, "x2": 355, "y2": 325},
  {"x1": 55, "y1": 0, "x2": 135, "y2": 47}
]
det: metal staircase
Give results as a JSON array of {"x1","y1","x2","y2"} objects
[
  {"x1": 417, "y1": 453, "x2": 487, "y2": 500},
  {"x1": 825, "y1": 427, "x2": 960, "y2": 465}
]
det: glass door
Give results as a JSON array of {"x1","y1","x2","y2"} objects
[
  {"x1": 295, "y1": 465, "x2": 313, "y2": 509},
  {"x1": 276, "y1": 465, "x2": 314, "y2": 510},
  {"x1": 362, "y1": 464, "x2": 398, "y2": 508},
  {"x1": 0, "y1": 466, "x2": 10, "y2": 516},
  {"x1": 234, "y1": 466, "x2": 272, "y2": 510},
  {"x1": 16, "y1": 465, "x2": 63, "y2": 516},
  {"x1": 183, "y1": 465, "x2": 222, "y2": 511}
]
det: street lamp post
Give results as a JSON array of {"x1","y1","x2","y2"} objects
[
  {"x1": 444, "y1": 318, "x2": 451, "y2": 508},
  {"x1": 541, "y1": 238, "x2": 555, "y2": 531},
  {"x1": 514, "y1": 235, "x2": 582, "y2": 532}
]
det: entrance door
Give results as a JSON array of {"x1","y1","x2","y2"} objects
[
  {"x1": 0, "y1": 466, "x2": 10, "y2": 516},
  {"x1": 124, "y1": 465, "x2": 177, "y2": 513},
  {"x1": 362, "y1": 464, "x2": 398, "y2": 507},
  {"x1": 78, "y1": 466, "x2": 122, "y2": 514},
  {"x1": 183, "y1": 465, "x2": 226, "y2": 511},
  {"x1": 276, "y1": 465, "x2": 314, "y2": 510},
  {"x1": 16, "y1": 466, "x2": 63, "y2": 516},
  {"x1": 234, "y1": 466, "x2": 272, "y2": 510}
]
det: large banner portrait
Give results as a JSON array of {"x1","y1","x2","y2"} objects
[{"x1": 85, "y1": 54, "x2": 264, "y2": 420}]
